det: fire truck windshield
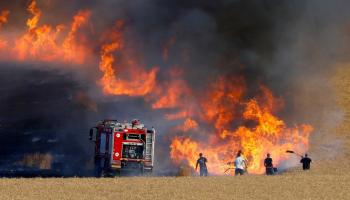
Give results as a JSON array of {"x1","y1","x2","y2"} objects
[
  {"x1": 122, "y1": 144, "x2": 144, "y2": 159},
  {"x1": 123, "y1": 133, "x2": 146, "y2": 141}
]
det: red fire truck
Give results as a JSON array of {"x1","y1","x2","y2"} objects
[{"x1": 89, "y1": 119, "x2": 155, "y2": 176}]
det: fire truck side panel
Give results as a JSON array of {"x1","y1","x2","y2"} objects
[
  {"x1": 95, "y1": 127, "x2": 103, "y2": 156},
  {"x1": 99, "y1": 133, "x2": 106, "y2": 154},
  {"x1": 112, "y1": 132, "x2": 123, "y2": 168}
]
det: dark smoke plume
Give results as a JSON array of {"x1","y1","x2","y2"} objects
[{"x1": 0, "y1": 0, "x2": 348, "y2": 175}]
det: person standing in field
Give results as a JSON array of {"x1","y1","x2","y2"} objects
[
  {"x1": 196, "y1": 153, "x2": 208, "y2": 176},
  {"x1": 300, "y1": 154, "x2": 312, "y2": 170},
  {"x1": 264, "y1": 153, "x2": 274, "y2": 175},
  {"x1": 234, "y1": 151, "x2": 247, "y2": 175}
]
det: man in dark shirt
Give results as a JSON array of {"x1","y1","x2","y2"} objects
[
  {"x1": 300, "y1": 154, "x2": 312, "y2": 170},
  {"x1": 264, "y1": 153, "x2": 274, "y2": 175},
  {"x1": 196, "y1": 153, "x2": 208, "y2": 176}
]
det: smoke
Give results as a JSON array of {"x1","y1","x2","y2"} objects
[
  {"x1": 267, "y1": 0, "x2": 349, "y2": 161},
  {"x1": 0, "y1": 63, "x2": 93, "y2": 175},
  {"x1": 0, "y1": 0, "x2": 348, "y2": 175}
]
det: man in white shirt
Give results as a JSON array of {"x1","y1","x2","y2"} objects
[{"x1": 234, "y1": 151, "x2": 247, "y2": 175}]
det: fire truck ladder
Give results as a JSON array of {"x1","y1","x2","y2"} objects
[{"x1": 145, "y1": 129, "x2": 155, "y2": 167}]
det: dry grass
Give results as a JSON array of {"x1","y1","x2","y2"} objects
[
  {"x1": 16, "y1": 153, "x2": 53, "y2": 169},
  {"x1": 1, "y1": 66, "x2": 350, "y2": 200},
  {"x1": 0, "y1": 173, "x2": 349, "y2": 200}
]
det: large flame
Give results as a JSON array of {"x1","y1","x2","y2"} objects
[
  {"x1": 0, "y1": 2, "x2": 313, "y2": 175},
  {"x1": 9, "y1": 0, "x2": 91, "y2": 63},
  {"x1": 62, "y1": 10, "x2": 91, "y2": 63},
  {"x1": 169, "y1": 81, "x2": 313, "y2": 174},
  {"x1": 98, "y1": 21, "x2": 158, "y2": 96}
]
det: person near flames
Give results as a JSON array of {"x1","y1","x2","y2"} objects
[
  {"x1": 264, "y1": 153, "x2": 274, "y2": 175},
  {"x1": 300, "y1": 154, "x2": 312, "y2": 170},
  {"x1": 234, "y1": 151, "x2": 247, "y2": 175},
  {"x1": 196, "y1": 153, "x2": 208, "y2": 176}
]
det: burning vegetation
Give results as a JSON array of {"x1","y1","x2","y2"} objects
[
  {"x1": 17, "y1": 153, "x2": 53, "y2": 170},
  {"x1": 169, "y1": 84, "x2": 313, "y2": 174},
  {"x1": 0, "y1": 0, "x2": 327, "y2": 176}
]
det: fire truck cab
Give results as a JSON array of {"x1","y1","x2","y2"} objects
[{"x1": 89, "y1": 119, "x2": 155, "y2": 176}]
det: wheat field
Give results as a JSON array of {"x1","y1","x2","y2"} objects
[
  {"x1": 0, "y1": 173, "x2": 348, "y2": 200},
  {"x1": 0, "y1": 67, "x2": 349, "y2": 200}
]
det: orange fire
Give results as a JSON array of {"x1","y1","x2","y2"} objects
[
  {"x1": 98, "y1": 21, "x2": 158, "y2": 96},
  {"x1": 0, "y1": 2, "x2": 313, "y2": 175},
  {"x1": 152, "y1": 69, "x2": 192, "y2": 109},
  {"x1": 149, "y1": 68, "x2": 197, "y2": 124},
  {"x1": 0, "y1": 10, "x2": 10, "y2": 29},
  {"x1": 0, "y1": 10, "x2": 10, "y2": 49},
  {"x1": 170, "y1": 80, "x2": 313, "y2": 174},
  {"x1": 0, "y1": 38, "x2": 6, "y2": 50},
  {"x1": 152, "y1": 79, "x2": 188, "y2": 109},
  {"x1": 62, "y1": 10, "x2": 91, "y2": 63},
  {"x1": 201, "y1": 77, "x2": 245, "y2": 137},
  {"x1": 26, "y1": 0, "x2": 41, "y2": 30},
  {"x1": 4, "y1": 0, "x2": 91, "y2": 63},
  {"x1": 174, "y1": 118, "x2": 199, "y2": 132}
]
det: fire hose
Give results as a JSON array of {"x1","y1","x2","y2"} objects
[
  {"x1": 286, "y1": 150, "x2": 303, "y2": 157},
  {"x1": 223, "y1": 162, "x2": 248, "y2": 174},
  {"x1": 224, "y1": 150, "x2": 304, "y2": 174}
]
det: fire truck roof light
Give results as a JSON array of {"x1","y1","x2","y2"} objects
[{"x1": 124, "y1": 129, "x2": 128, "y2": 132}]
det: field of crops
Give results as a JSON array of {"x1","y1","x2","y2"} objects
[{"x1": 0, "y1": 172, "x2": 349, "y2": 200}]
